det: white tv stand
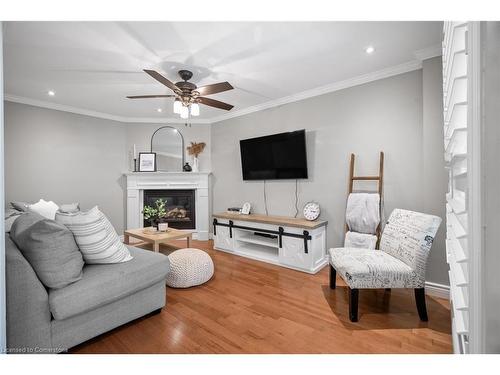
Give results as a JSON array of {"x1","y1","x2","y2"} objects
[{"x1": 212, "y1": 212, "x2": 328, "y2": 274}]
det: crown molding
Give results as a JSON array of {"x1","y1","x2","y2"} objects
[
  {"x1": 3, "y1": 94, "x2": 211, "y2": 124},
  {"x1": 414, "y1": 44, "x2": 442, "y2": 61},
  {"x1": 210, "y1": 59, "x2": 423, "y2": 123},
  {"x1": 5, "y1": 59, "x2": 423, "y2": 125}
]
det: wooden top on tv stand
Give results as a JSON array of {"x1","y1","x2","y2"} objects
[{"x1": 212, "y1": 212, "x2": 327, "y2": 230}]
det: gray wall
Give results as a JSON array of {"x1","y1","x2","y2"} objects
[
  {"x1": 422, "y1": 57, "x2": 448, "y2": 285},
  {"x1": 211, "y1": 67, "x2": 448, "y2": 286},
  {"x1": 4, "y1": 102, "x2": 128, "y2": 232},
  {"x1": 4, "y1": 102, "x2": 211, "y2": 233}
]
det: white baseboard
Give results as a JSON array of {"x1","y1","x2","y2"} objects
[{"x1": 425, "y1": 281, "x2": 450, "y2": 299}]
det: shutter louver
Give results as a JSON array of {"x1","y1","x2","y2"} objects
[{"x1": 443, "y1": 21, "x2": 470, "y2": 353}]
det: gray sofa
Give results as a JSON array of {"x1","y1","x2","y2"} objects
[{"x1": 6, "y1": 235, "x2": 170, "y2": 353}]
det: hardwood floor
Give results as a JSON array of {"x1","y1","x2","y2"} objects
[{"x1": 71, "y1": 240, "x2": 452, "y2": 354}]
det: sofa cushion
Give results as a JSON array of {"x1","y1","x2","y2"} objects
[
  {"x1": 48, "y1": 246, "x2": 170, "y2": 320},
  {"x1": 10, "y1": 212, "x2": 84, "y2": 289},
  {"x1": 5, "y1": 208, "x2": 24, "y2": 233},
  {"x1": 5, "y1": 236, "x2": 52, "y2": 351},
  {"x1": 55, "y1": 206, "x2": 133, "y2": 264}
]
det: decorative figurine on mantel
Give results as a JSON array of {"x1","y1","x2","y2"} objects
[
  {"x1": 186, "y1": 142, "x2": 206, "y2": 173},
  {"x1": 183, "y1": 162, "x2": 192, "y2": 172}
]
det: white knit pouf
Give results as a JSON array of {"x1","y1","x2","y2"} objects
[{"x1": 166, "y1": 248, "x2": 214, "y2": 288}]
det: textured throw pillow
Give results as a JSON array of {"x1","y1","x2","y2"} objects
[
  {"x1": 11, "y1": 201, "x2": 29, "y2": 212},
  {"x1": 28, "y1": 199, "x2": 60, "y2": 219},
  {"x1": 56, "y1": 206, "x2": 133, "y2": 264},
  {"x1": 10, "y1": 212, "x2": 84, "y2": 289}
]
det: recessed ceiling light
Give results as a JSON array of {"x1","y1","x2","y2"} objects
[
  {"x1": 157, "y1": 108, "x2": 162, "y2": 113},
  {"x1": 365, "y1": 46, "x2": 375, "y2": 54},
  {"x1": 47, "y1": 90, "x2": 55, "y2": 96}
]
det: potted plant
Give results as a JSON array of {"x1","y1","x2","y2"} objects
[
  {"x1": 142, "y1": 198, "x2": 167, "y2": 230},
  {"x1": 187, "y1": 141, "x2": 206, "y2": 172}
]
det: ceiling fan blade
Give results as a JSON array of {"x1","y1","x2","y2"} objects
[
  {"x1": 196, "y1": 82, "x2": 234, "y2": 96},
  {"x1": 143, "y1": 69, "x2": 179, "y2": 93},
  {"x1": 198, "y1": 97, "x2": 234, "y2": 111},
  {"x1": 127, "y1": 95, "x2": 176, "y2": 99}
]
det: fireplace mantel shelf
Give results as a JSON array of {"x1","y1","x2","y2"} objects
[
  {"x1": 123, "y1": 171, "x2": 211, "y2": 176},
  {"x1": 125, "y1": 172, "x2": 211, "y2": 240}
]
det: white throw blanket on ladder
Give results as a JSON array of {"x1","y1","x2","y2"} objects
[
  {"x1": 344, "y1": 231, "x2": 378, "y2": 249},
  {"x1": 344, "y1": 193, "x2": 380, "y2": 249}
]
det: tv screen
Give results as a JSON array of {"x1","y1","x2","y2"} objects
[{"x1": 240, "y1": 130, "x2": 308, "y2": 180}]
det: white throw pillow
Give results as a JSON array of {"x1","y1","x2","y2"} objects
[
  {"x1": 28, "y1": 199, "x2": 59, "y2": 220},
  {"x1": 55, "y1": 206, "x2": 133, "y2": 264}
]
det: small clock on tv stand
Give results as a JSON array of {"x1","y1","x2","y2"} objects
[{"x1": 303, "y1": 202, "x2": 320, "y2": 221}]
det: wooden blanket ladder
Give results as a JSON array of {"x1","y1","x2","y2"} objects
[{"x1": 346, "y1": 151, "x2": 385, "y2": 246}]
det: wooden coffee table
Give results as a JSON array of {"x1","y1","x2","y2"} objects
[{"x1": 124, "y1": 227, "x2": 194, "y2": 252}]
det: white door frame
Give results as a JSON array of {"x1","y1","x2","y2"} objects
[{"x1": 467, "y1": 21, "x2": 484, "y2": 354}]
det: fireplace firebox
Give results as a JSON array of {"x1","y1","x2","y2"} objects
[{"x1": 143, "y1": 189, "x2": 195, "y2": 230}]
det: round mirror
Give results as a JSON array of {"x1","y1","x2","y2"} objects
[{"x1": 151, "y1": 126, "x2": 185, "y2": 171}]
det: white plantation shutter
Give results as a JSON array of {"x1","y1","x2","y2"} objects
[{"x1": 442, "y1": 21, "x2": 470, "y2": 354}]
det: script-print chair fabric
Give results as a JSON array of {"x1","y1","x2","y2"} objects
[{"x1": 329, "y1": 209, "x2": 442, "y2": 322}]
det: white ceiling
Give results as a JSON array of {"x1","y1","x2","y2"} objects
[{"x1": 3, "y1": 21, "x2": 442, "y2": 123}]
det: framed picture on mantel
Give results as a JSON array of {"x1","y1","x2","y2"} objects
[{"x1": 138, "y1": 152, "x2": 156, "y2": 172}]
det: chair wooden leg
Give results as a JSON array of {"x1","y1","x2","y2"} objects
[
  {"x1": 329, "y1": 265, "x2": 337, "y2": 289},
  {"x1": 414, "y1": 288, "x2": 428, "y2": 321},
  {"x1": 349, "y1": 288, "x2": 359, "y2": 322}
]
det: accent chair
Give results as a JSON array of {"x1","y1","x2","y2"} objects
[{"x1": 329, "y1": 209, "x2": 442, "y2": 322}]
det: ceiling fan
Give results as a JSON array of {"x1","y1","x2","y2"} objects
[{"x1": 127, "y1": 69, "x2": 234, "y2": 119}]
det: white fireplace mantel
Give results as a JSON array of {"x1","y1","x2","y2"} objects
[{"x1": 124, "y1": 172, "x2": 211, "y2": 240}]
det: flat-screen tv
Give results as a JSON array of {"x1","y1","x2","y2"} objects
[{"x1": 240, "y1": 130, "x2": 308, "y2": 180}]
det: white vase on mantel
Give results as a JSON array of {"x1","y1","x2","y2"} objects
[{"x1": 192, "y1": 156, "x2": 199, "y2": 172}]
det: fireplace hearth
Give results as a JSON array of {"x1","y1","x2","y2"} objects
[{"x1": 143, "y1": 189, "x2": 195, "y2": 230}]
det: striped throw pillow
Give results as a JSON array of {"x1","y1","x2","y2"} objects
[{"x1": 56, "y1": 206, "x2": 132, "y2": 264}]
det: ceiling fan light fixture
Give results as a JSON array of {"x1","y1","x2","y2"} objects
[
  {"x1": 180, "y1": 105, "x2": 189, "y2": 119},
  {"x1": 173, "y1": 99, "x2": 182, "y2": 114},
  {"x1": 190, "y1": 102, "x2": 200, "y2": 117},
  {"x1": 128, "y1": 69, "x2": 234, "y2": 117}
]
